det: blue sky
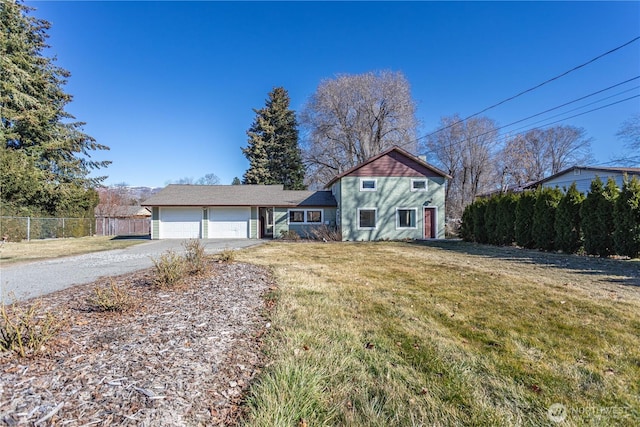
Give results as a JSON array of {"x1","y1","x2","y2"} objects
[{"x1": 28, "y1": 1, "x2": 640, "y2": 188}]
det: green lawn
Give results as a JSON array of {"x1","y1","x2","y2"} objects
[{"x1": 237, "y1": 241, "x2": 640, "y2": 426}]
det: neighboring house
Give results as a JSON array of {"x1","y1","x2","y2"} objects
[
  {"x1": 142, "y1": 147, "x2": 449, "y2": 240},
  {"x1": 523, "y1": 166, "x2": 640, "y2": 194}
]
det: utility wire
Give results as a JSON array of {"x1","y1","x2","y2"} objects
[
  {"x1": 419, "y1": 78, "x2": 640, "y2": 153},
  {"x1": 420, "y1": 36, "x2": 640, "y2": 141},
  {"x1": 420, "y1": 93, "x2": 640, "y2": 157}
]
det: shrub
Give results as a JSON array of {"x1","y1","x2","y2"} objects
[
  {"x1": 472, "y1": 199, "x2": 488, "y2": 244},
  {"x1": 582, "y1": 177, "x2": 618, "y2": 257},
  {"x1": 515, "y1": 190, "x2": 536, "y2": 248},
  {"x1": 0, "y1": 301, "x2": 60, "y2": 357},
  {"x1": 279, "y1": 230, "x2": 300, "y2": 241},
  {"x1": 183, "y1": 239, "x2": 207, "y2": 275},
  {"x1": 532, "y1": 186, "x2": 562, "y2": 251},
  {"x1": 218, "y1": 248, "x2": 236, "y2": 263},
  {"x1": 484, "y1": 197, "x2": 500, "y2": 245},
  {"x1": 308, "y1": 225, "x2": 342, "y2": 241},
  {"x1": 495, "y1": 193, "x2": 518, "y2": 246},
  {"x1": 152, "y1": 250, "x2": 186, "y2": 287},
  {"x1": 554, "y1": 183, "x2": 585, "y2": 253},
  {"x1": 87, "y1": 279, "x2": 133, "y2": 312},
  {"x1": 460, "y1": 202, "x2": 476, "y2": 242},
  {"x1": 613, "y1": 175, "x2": 640, "y2": 258}
]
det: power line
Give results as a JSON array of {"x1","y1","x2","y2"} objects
[
  {"x1": 420, "y1": 36, "x2": 640, "y2": 141},
  {"x1": 420, "y1": 93, "x2": 640, "y2": 157},
  {"x1": 419, "y1": 78, "x2": 640, "y2": 154}
]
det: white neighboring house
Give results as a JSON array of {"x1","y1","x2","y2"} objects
[{"x1": 524, "y1": 166, "x2": 640, "y2": 194}]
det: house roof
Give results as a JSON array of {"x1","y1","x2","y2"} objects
[
  {"x1": 141, "y1": 184, "x2": 337, "y2": 207},
  {"x1": 325, "y1": 146, "x2": 451, "y2": 188},
  {"x1": 523, "y1": 165, "x2": 640, "y2": 189},
  {"x1": 95, "y1": 205, "x2": 151, "y2": 217}
]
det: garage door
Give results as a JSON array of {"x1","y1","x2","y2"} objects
[
  {"x1": 159, "y1": 208, "x2": 202, "y2": 239},
  {"x1": 209, "y1": 207, "x2": 250, "y2": 238}
]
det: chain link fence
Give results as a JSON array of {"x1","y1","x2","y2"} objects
[
  {"x1": 1, "y1": 217, "x2": 93, "y2": 241},
  {"x1": 1, "y1": 217, "x2": 150, "y2": 241}
]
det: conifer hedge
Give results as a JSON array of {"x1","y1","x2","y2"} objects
[{"x1": 460, "y1": 175, "x2": 640, "y2": 258}]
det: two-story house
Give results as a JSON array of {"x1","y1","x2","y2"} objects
[{"x1": 143, "y1": 147, "x2": 450, "y2": 241}]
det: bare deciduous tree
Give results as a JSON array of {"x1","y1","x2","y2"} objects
[
  {"x1": 501, "y1": 125, "x2": 592, "y2": 187},
  {"x1": 300, "y1": 71, "x2": 418, "y2": 187},
  {"x1": 423, "y1": 115, "x2": 500, "y2": 220},
  {"x1": 616, "y1": 114, "x2": 640, "y2": 165}
]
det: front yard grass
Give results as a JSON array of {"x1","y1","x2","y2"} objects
[
  {"x1": 0, "y1": 236, "x2": 148, "y2": 264},
  {"x1": 238, "y1": 241, "x2": 640, "y2": 426}
]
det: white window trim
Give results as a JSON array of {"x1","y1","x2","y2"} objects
[
  {"x1": 287, "y1": 208, "x2": 324, "y2": 225},
  {"x1": 360, "y1": 178, "x2": 377, "y2": 191},
  {"x1": 396, "y1": 207, "x2": 418, "y2": 229},
  {"x1": 411, "y1": 179, "x2": 428, "y2": 192},
  {"x1": 357, "y1": 207, "x2": 377, "y2": 230}
]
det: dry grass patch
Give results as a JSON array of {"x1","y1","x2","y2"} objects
[
  {"x1": 237, "y1": 241, "x2": 640, "y2": 426},
  {"x1": 0, "y1": 236, "x2": 147, "y2": 265}
]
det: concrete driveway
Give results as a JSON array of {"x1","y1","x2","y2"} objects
[{"x1": 0, "y1": 239, "x2": 263, "y2": 304}]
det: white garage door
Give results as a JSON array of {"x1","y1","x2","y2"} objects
[
  {"x1": 160, "y1": 207, "x2": 202, "y2": 239},
  {"x1": 209, "y1": 207, "x2": 250, "y2": 238}
]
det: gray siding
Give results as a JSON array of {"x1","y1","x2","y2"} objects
[
  {"x1": 541, "y1": 170, "x2": 640, "y2": 194},
  {"x1": 151, "y1": 207, "x2": 159, "y2": 240}
]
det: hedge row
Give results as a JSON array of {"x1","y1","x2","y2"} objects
[{"x1": 460, "y1": 176, "x2": 640, "y2": 258}]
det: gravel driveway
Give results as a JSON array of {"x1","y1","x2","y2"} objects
[{"x1": 0, "y1": 239, "x2": 263, "y2": 303}]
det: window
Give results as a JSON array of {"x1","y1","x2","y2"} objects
[
  {"x1": 358, "y1": 208, "x2": 377, "y2": 229},
  {"x1": 306, "y1": 210, "x2": 322, "y2": 223},
  {"x1": 396, "y1": 208, "x2": 417, "y2": 229},
  {"x1": 288, "y1": 209, "x2": 324, "y2": 224},
  {"x1": 411, "y1": 179, "x2": 428, "y2": 191},
  {"x1": 289, "y1": 210, "x2": 305, "y2": 223},
  {"x1": 360, "y1": 179, "x2": 377, "y2": 191}
]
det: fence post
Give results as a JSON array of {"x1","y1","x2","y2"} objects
[{"x1": 27, "y1": 217, "x2": 31, "y2": 241}]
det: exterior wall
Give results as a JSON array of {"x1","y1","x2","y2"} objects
[
  {"x1": 202, "y1": 208, "x2": 208, "y2": 238},
  {"x1": 338, "y1": 176, "x2": 446, "y2": 241},
  {"x1": 274, "y1": 208, "x2": 289, "y2": 238},
  {"x1": 250, "y1": 207, "x2": 258, "y2": 239},
  {"x1": 541, "y1": 169, "x2": 640, "y2": 194},
  {"x1": 151, "y1": 207, "x2": 159, "y2": 240},
  {"x1": 273, "y1": 206, "x2": 338, "y2": 239}
]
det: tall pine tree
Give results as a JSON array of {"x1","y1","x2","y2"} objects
[
  {"x1": 1, "y1": 0, "x2": 109, "y2": 217},
  {"x1": 242, "y1": 87, "x2": 305, "y2": 190}
]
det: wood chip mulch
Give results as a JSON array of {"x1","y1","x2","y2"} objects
[{"x1": 0, "y1": 261, "x2": 274, "y2": 426}]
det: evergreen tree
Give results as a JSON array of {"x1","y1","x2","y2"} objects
[
  {"x1": 472, "y1": 198, "x2": 489, "y2": 244},
  {"x1": 613, "y1": 176, "x2": 640, "y2": 258},
  {"x1": 460, "y1": 202, "x2": 475, "y2": 242},
  {"x1": 484, "y1": 196, "x2": 500, "y2": 245},
  {"x1": 231, "y1": 177, "x2": 242, "y2": 185},
  {"x1": 554, "y1": 183, "x2": 585, "y2": 253},
  {"x1": 582, "y1": 177, "x2": 618, "y2": 256},
  {"x1": 496, "y1": 193, "x2": 518, "y2": 246},
  {"x1": 1, "y1": 1, "x2": 109, "y2": 217},
  {"x1": 242, "y1": 87, "x2": 306, "y2": 190},
  {"x1": 515, "y1": 190, "x2": 536, "y2": 248},
  {"x1": 532, "y1": 186, "x2": 562, "y2": 251}
]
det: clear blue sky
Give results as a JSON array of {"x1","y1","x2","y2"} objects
[{"x1": 28, "y1": 1, "x2": 640, "y2": 188}]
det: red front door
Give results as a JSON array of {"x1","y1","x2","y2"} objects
[{"x1": 424, "y1": 208, "x2": 436, "y2": 239}]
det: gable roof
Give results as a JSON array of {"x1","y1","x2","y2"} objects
[
  {"x1": 524, "y1": 165, "x2": 640, "y2": 189},
  {"x1": 325, "y1": 146, "x2": 451, "y2": 188},
  {"x1": 141, "y1": 184, "x2": 337, "y2": 207},
  {"x1": 95, "y1": 206, "x2": 151, "y2": 217}
]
